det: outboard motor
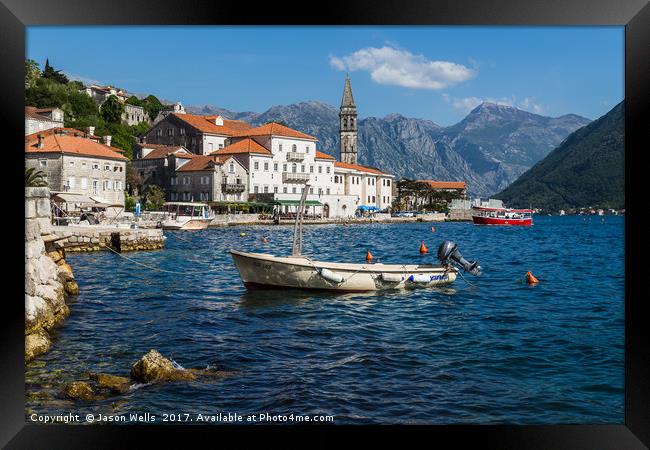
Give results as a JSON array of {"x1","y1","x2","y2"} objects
[{"x1": 437, "y1": 241, "x2": 481, "y2": 276}]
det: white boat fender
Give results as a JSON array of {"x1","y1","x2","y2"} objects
[
  {"x1": 318, "y1": 268, "x2": 345, "y2": 284},
  {"x1": 408, "y1": 274, "x2": 432, "y2": 283},
  {"x1": 380, "y1": 273, "x2": 403, "y2": 283}
]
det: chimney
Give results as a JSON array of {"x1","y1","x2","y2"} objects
[
  {"x1": 37, "y1": 134, "x2": 45, "y2": 149},
  {"x1": 86, "y1": 126, "x2": 95, "y2": 136},
  {"x1": 103, "y1": 135, "x2": 112, "y2": 147}
]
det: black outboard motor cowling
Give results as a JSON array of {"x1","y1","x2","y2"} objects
[{"x1": 437, "y1": 241, "x2": 481, "y2": 276}]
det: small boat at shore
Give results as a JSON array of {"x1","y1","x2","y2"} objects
[
  {"x1": 231, "y1": 185, "x2": 481, "y2": 292},
  {"x1": 161, "y1": 202, "x2": 214, "y2": 230},
  {"x1": 471, "y1": 205, "x2": 533, "y2": 226}
]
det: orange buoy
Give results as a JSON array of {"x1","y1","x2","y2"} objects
[
  {"x1": 420, "y1": 241, "x2": 428, "y2": 254},
  {"x1": 366, "y1": 250, "x2": 374, "y2": 262},
  {"x1": 525, "y1": 271, "x2": 539, "y2": 284}
]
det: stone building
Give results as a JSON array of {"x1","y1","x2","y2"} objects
[
  {"x1": 25, "y1": 106, "x2": 65, "y2": 135},
  {"x1": 339, "y1": 76, "x2": 358, "y2": 165},
  {"x1": 123, "y1": 104, "x2": 150, "y2": 126},
  {"x1": 25, "y1": 128, "x2": 128, "y2": 206},
  {"x1": 140, "y1": 112, "x2": 253, "y2": 155},
  {"x1": 81, "y1": 84, "x2": 150, "y2": 126},
  {"x1": 153, "y1": 102, "x2": 186, "y2": 124},
  {"x1": 169, "y1": 154, "x2": 248, "y2": 202},
  {"x1": 396, "y1": 180, "x2": 468, "y2": 211}
]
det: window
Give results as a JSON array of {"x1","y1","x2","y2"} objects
[
  {"x1": 263, "y1": 186, "x2": 269, "y2": 193},
  {"x1": 104, "y1": 164, "x2": 111, "y2": 171},
  {"x1": 278, "y1": 144, "x2": 283, "y2": 152},
  {"x1": 264, "y1": 162, "x2": 269, "y2": 171},
  {"x1": 310, "y1": 166, "x2": 314, "y2": 173},
  {"x1": 82, "y1": 162, "x2": 87, "y2": 168},
  {"x1": 103, "y1": 180, "x2": 111, "y2": 191},
  {"x1": 372, "y1": 196, "x2": 376, "y2": 203},
  {"x1": 81, "y1": 178, "x2": 87, "y2": 190},
  {"x1": 326, "y1": 166, "x2": 330, "y2": 174},
  {"x1": 69, "y1": 161, "x2": 75, "y2": 167},
  {"x1": 157, "y1": 129, "x2": 163, "y2": 137},
  {"x1": 180, "y1": 128, "x2": 185, "y2": 135},
  {"x1": 171, "y1": 192, "x2": 178, "y2": 201},
  {"x1": 254, "y1": 186, "x2": 259, "y2": 193},
  {"x1": 254, "y1": 161, "x2": 259, "y2": 170},
  {"x1": 387, "y1": 180, "x2": 391, "y2": 187},
  {"x1": 218, "y1": 144, "x2": 223, "y2": 149},
  {"x1": 318, "y1": 166, "x2": 322, "y2": 174},
  {"x1": 318, "y1": 188, "x2": 322, "y2": 195},
  {"x1": 292, "y1": 163, "x2": 297, "y2": 173},
  {"x1": 183, "y1": 176, "x2": 190, "y2": 185},
  {"x1": 201, "y1": 176, "x2": 209, "y2": 185},
  {"x1": 309, "y1": 187, "x2": 314, "y2": 194},
  {"x1": 229, "y1": 163, "x2": 235, "y2": 173},
  {"x1": 39, "y1": 160, "x2": 47, "y2": 167},
  {"x1": 334, "y1": 176, "x2": 339, "y2": 183},
  {"x1": 67, "y1": 177, "x2": 75, "y2": 189},
  {"x1": 92, "y1": 180, "x2": 99, "y2": 194},
  {"x1": 305, "y1": 145, "x2": 310, "y2": 153},
  {"x1": 168, "y1": 128, "x2": 174, "y2": 136},
  {"x1": 326, "y1": 188, "x2": 330, "y2": 195},
  {"x1": 368, "y1": 196, "x2": 371, "y2": 203},
  {"x1": 274, "y1": 186, "x2": 278, "y2": 193},
  {"x1": 113, "y1": 180, "x2": 119, "y2": 190},
  {"x1": 283, "y1": 187, "x2": 287, "y2": 193},
  {"x1": 292, "y1": 144, "x2": 297, "y2": 151},
  {"x1": 171, "y1": 177, "x2": 178, "y2": 185},
  {"x1": 301, "y1": 165, "x2": 305, "y2": 173},
  {"x1": 292, "y1": 187, "x2": 296, "y2": 194},
  {"x1": 117, "y1": 181, "x2": 122, "y2": 190},
  {"x1": 274, "y1": 163, "x2": 278, "y2": 172}
]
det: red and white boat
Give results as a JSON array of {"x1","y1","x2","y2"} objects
[{"x1": 471, "y1": 205, "x2": 533, "y2": 226}]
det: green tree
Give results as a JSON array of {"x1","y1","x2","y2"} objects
[
  {"x1": 145, "y1": 185, "x2": 166, "y2": 211},
  {"x1": 25, "y1": 167, "x2": 48, "y2": 187},
  {"x1": 100, "y1": 95, "x2": 125, "y2": 124},
  {"x1": 25, "y1": 59, "x2": 40, "y2": 88},
  {"x1": 41, "y1": 58, "x2": 69, "y2": 84},
  {"x1": 124, "y1": 192, "x2": 137, "y2": 212},
  {"x1": 142, "y1": 95, "x2": 163, "y2": 121}
]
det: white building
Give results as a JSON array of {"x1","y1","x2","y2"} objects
[{"x1": 25, "y1": 107, "x2": 64, "y2": 135}]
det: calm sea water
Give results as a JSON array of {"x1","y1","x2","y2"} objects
[{"x1": 26, "y1": 216, "x2": 625, "y2": 424}]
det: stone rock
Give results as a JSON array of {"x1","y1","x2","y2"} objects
[
  {"x1": 130, "y1": 350, "x2": 196, "y2": 383},
  {"x1": 36, "y1": 198, "x2": 51, "y2": 217},
  {"x1": 89, "y1": 373, "x2": 131, "y2": 394},
  {"x1": 57, "y1": 263, "x2": 74, "y2": 281},
  {"x1": 64, "y1": 280, "x2": 79, "y2": 296},
  {"x1": 25, "y1": 294, "x2": 54, "y2": 333},
  {"x1": 47, "y1": 249, "x2": 64, "y2": 264},
  {"x1": 25, "y1": 200, "x2": 37, "y2": 219},
  {"x1": 25, "y1": 239, "x2": 45, "y2": 259},
  {"x1": 37, "y1": 217, "x2": 53, "y2": 236},
  {"x1": 25, "y1": 330, "x2": 51, "y2": 362},
  {"x1": 62, "y1": 381, "x2": 97, "y2": 401},
  {"x1": 25, "y1": 220, "x2": 41, "y2": 241}
]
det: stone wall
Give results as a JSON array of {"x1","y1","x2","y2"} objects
[
  {"x1": 25, "y1": 187, "x2": 79, "y2": 362},
  {"x1": 447, "y1": 209, "x2": 473, "y2": 221},
  {"x1": 52, "y1": 226, "x2": 164, "y2": 252},
  {"x1": 209, "y1": 214, "x2": 261, "y2": 226}
]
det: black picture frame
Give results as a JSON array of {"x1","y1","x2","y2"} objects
[{"x1": 2, "y1": 0, "x2": 647, "y2": 447}]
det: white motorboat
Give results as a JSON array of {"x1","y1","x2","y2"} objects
[
  {"x1": 161, "y1": 202, "x2": 214, "y2": 230},
  {"x1": 231, "y1": 185, "x2": 481, "y2": 292}
]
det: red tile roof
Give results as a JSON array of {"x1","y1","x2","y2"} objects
[
  {"x1": 25, "y1": 128, "x2": 128, "y2": 161},
  {"x1": 334, "y1": 161, "x2": 389, "y2": 175},
  {"x1": 136, "y1": 144, "x2": 192, "y2": 160},
  {"x1": 175, "y1": 155, "x2": 231, "y2": 172},
  {"x1": 25, "y1": 106, "x2": 53, "y2": 121},
  {"x1": 230, "y1": 122, "x2": 317, "y2": 141},
  {"x1": 171, "y1": 113, "x2": 253, "y2": 136},
  {"x1": 417, "y1": 180, "x2": 467, "y2": 189},
  {"x1": 210, "y1": 138, "x2": 272, "y2": 156},
  {"x1": 315, "y1": 150, "x2": 336, "y2": 160}
]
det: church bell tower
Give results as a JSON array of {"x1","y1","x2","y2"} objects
[{"x1": 339, "y1": 76, "x2": 358, "y2": 165}]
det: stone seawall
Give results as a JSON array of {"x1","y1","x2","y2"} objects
[
  {"x1": 52, "y1": 226, "x2": 164, "y2": 252},
  {"x1": 25, "y1": 188, "x2": 79, "y2": 362}
]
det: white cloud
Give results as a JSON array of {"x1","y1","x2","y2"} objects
[
  {"x1": 330, "y1": 46, "x2": 475, "y2": 91},
  {"x1": 443, "y1": 94, "x2": 544, "y2": 114}
]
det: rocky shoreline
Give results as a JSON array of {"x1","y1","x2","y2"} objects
[{"x1": 25, "y1": 188, "x2": 79, "y2": 362}]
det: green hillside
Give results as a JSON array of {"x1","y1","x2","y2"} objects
[{"x1": 495, "y1": 101, "x2": 624, "y2": 211}]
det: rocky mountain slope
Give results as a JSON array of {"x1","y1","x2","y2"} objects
[
  {"x1": 187, "y1": 101, "x2": 590, "y2": 197},
  {"x1": 495, "y1": 101, "x2": 624, "y2": 211}
]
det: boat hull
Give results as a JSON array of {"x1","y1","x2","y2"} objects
[
  {"x1": 230, "y1": 250, "x2": 457, "y2": 292},
  {"x1": 162, "y1": 218, "x2": 212, "y2": 230},
  {"x1": 472, "y1": 216, "x2": 532, "y2": 226}
]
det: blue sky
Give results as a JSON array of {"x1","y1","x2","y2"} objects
[{"x1": 27, "y1": 26, "x2": 623, "y2": 126}]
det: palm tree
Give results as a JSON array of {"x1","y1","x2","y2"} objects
[{"x1": 25, "y1": 167, "x2": 48, "y2": 187}]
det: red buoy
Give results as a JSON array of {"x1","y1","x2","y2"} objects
[
  {"x1": 366, "y1": 250, "x2": 374, "y2": 262},
  {"x1": 525, "y1": 271, "x2": 539, "y2": 284},
  {"x1": 420, "y1": 241, "x2": 428, "y2": 254}
]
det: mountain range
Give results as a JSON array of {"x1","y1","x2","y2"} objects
[
  {"x1": 186, "y1": 101, "x2": 591, "y2": 197},
  {"x1": 495, "y1": 101, "x2": 624, "y2": 211}
]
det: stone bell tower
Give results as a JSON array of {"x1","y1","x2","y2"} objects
[{"x1": 339, "y1": 76, "x2": 358, "y2": 165}]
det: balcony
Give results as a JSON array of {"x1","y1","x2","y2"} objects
[
  {"x1": 222, "y1": 183, "x2": 246, "y2": 193},
  {"x1": 286, "y1": 152, "x2": 305, "y2": 162},
  {"x1": 282, "y1": 172, "x2": 310, "y2": 184}
]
